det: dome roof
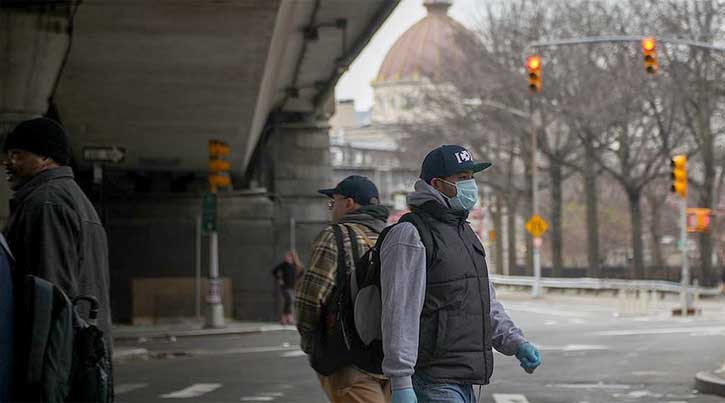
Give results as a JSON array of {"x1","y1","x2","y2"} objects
[{"x1": 376, "y1": 0, "x2": 474, "y2": 84}]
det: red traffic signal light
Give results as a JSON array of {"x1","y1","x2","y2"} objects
[
  {"x1": 526, "y1": 55, "x2": 542, "y2": 93},
  {"x1": 641, "y1": 37, "x2": 658, "y2": 74}
]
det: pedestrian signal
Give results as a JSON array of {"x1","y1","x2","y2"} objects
[{"x1": 687, "y1": 208, "x2": 712, "y2": 233}]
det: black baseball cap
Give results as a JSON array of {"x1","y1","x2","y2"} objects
[
  {"x1": 318, "y1": 175, "x2": 380, "y2": 206},
  {"x1": 420, "y1": 145, "x2": 492, "y2": 183}
]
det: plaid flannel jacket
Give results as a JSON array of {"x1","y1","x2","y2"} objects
[{"x1": 295, "y1": 222, "x2": 379, "y2": 354}]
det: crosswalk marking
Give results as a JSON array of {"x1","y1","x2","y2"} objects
[
  {"x1": 160, "y1": 383, "x2": 222, "y2": 399},
  {"x1": 115, "y1": 383, "x2": 148, "y2": 395},
  {"x1": 493, "y1": 394, "x2": 531, "y2": 403}
]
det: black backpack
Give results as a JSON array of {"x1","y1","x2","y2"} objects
[
  {"x1": 310, "y1": 214, "x2": 434, "y2": 376},
  {"x1": 1, "y1": 236, "x2": 113, "y2": 402}
]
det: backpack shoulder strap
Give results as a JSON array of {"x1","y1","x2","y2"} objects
[
  {"x1": 26, "y1": 276, "x2": 54, "y2": 385},
  {"x1": 342, "y1": 225, "x2": 361, "y2": 299},
  {"x1": 399, "y1": 212, "x2": 435, "y2": 269},
  {"x1": 0, "y1": 234, "x2": 14, "y2": 262},
  {"x1": 331, "y1": 225, "x2": 348, "y2": 287}
]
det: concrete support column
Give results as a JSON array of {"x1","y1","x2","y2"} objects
[
  {"x1": 0, "y1": 4, "x2": 75, "y2": 134},
  {"x1": 0, "y1": 4, "x2": 76, "y2": 223},
  {"x1": 271, "y1": 120, "x2": 332, "y2": 266}
]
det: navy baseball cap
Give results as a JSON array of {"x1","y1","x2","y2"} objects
[
  {"x1": 318, "y1": 175, "x2": 380, "y2": 206},
  {"x1": 420, "y1": 145, "x2": 492, "y2": 183}
]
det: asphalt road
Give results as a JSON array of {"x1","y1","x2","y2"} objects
[{"x1": 114, "y1": 291, "x2": 725, "y2": 403}]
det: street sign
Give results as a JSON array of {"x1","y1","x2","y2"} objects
[
  {"x1": 83, "y1": 146, "x2": 126, "y2": 163},
  {"x1": 526, "y1": 214, "x2": 548, "y2": 237},
  {"x1": 206, "y1": 278, "x2": 223, "y2": 304},
  {"x1": 488, "y1": 230, "x2": 497, "y2": 242},
  {"x1": 202, "y1": 192, "x2": 217, "y2": 233}
]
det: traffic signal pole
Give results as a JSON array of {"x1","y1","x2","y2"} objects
[
  {"x1": 679, "y1": 196, "x2": 692, "y2": 314},
  {"x1": 530, "y1": 100, "x2": 542, "y2": 298},
  {"x1": 205, "y1": 139, "x2": 230, "y2": 328}
]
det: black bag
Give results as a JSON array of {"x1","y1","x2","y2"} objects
[
  {"x1": 310, "y1": 216, "x2": 434, "y2": 376},
  {"x1": 338, "y1": 213, "x2": 435, "y2": 375},
  {"x1": 308, "y1": 224, "x2": 361, "y2": 375},
  {"x1": 18, "y1": 276, "x2": 112, "y2": 403}
]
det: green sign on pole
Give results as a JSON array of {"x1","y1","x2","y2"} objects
[{"x1": 202, "y1": 192, "x2": 217, "y2": 233}]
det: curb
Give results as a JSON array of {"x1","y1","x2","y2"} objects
[
  {"x1": 113, "y1": 324, "x2": 296, "y2": 342},
  {"x1": 695, "y1": 369, "x2": 725, "y2": 397}
]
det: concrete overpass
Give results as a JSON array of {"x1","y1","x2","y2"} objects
[{"x1": 1, "y1": 0, "x2": 399, "y2": 322}]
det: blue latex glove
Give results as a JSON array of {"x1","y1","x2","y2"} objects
[
  {"x1": 392, "y1": 388, "x2": 417, "y2": 403},
  {"x1": 516, "y1": 342, "x2": 542, "y2": 374}
]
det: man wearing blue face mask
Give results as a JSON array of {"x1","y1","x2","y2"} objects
[{"x1": 380, "y1": 145, "x2": 541, "y2": 403}]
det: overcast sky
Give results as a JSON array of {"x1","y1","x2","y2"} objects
[{"x1": 335, "y1": 0, "x2": 479, "y2": 111}]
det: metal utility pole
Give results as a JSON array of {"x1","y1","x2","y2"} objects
[
  {"x1": 678, "y1": 195, "x2": 692, "y2": 314},
  {"x1": 205, "y1": 139, "x2": 231, "y2": 328},
  {"x1": 530, "y1": 102, "x2": 542, "y2": 298}
]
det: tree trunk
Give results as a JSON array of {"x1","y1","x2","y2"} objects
[
  {"x1": 525, "y1": 159, "x2": 534, "y2": 276},
  {"x1": 550, "y1": 161, "x2": 564, "y2": 277},
  {"x1": 647, "y1": 193, "x2": 665, "y2": 277},
  {"x1": 584, "y1": 143, "x2": 600, "y2": 278},
  {"x1": 698, "y1": 135, "x2": 716, "y2": 286},
  {"x1": 627, "y1": 190, "x2": 646, "y2": 279},
  {"x1": 507, "y1": 199, "x2": 518, "y2": 276},
  {"x1": 491, "y1": 194, "x2": 505, "y2": 275}
]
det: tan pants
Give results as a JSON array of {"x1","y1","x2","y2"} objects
[{"x1": 318, "y1": 366, "x2": 391, "y2": 403}]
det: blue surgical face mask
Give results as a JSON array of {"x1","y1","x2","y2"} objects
[{"x1": 439, "y1": 178, "x2": 479, "y2": 211}]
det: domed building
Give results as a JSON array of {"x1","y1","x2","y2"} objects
[
  {"x1": 373, "y1": 0, "x2": 475, "y2": 124},
  {"x1": 330, "y1": 0, "x2": 478, "y2": 207}
]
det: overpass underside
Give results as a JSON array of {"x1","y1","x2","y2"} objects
[{"x1": 0, "y1": 0, "x2": 398, "y2": 322}]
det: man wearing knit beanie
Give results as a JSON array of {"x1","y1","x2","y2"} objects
[{"x1": 2, "y1": 117, "x2": 113, "y2": 400}]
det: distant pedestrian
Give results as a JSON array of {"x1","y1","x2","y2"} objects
[
  {"x1": 380, "y1": 145, "x2": 542, "y2": 403},
  {"x1": 296, "y1": 175, "x2": 391, "y2": 403},
  {"x1": 2, "y1": 117, "x2": 113, "y2": 398},
  {"x1": 273, "y1": 250, "x2": 304, "y2": 325}
]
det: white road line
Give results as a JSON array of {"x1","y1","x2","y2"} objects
[
  {"x1": 538, "y1": 344, "x2": 609, "y2": 352},
  {"x1": 506, "y1": 304, "x2": 592, "y2": 318},
  {"x1": 188, "y1": 345, "x2": 300, "y2": 356},
  {"x1": 595, "y1": 326, "x2": 725, "y2": 336},
  {"x1": 115, "y1": 383, "x2": 148, "y2": 395},
  {"x1": 240, "y1": 398, "x2": 274, "y2": 402},
  {"x1": 493, "y1": 394, "x2": 531, "y2": 403},
  {"x1": 547, "y1": 382, "x2": 631, "y2": 390},
  {"x1": 280, "y1": 350, "x2": 306, "y2": 357},
  {"x1": 160, "y1": 383, "x2": 222, "y2": 399}
]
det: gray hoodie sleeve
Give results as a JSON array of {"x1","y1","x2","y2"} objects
[
  {"x1": 380, "y1": 222, "x2": 426, "y2": 391},
  {"x1": 489, "y1": 281, "x2": 528, "y2": 355}
]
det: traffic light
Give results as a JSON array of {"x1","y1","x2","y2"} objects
[
  {"x1": 209, "y1": 139, "x2": 232, "y2": 192},
  {"x1": 641, "y1": 37, "x2": 658, "y2": 74},
  {"x1": 670, "y1": 154, "x2": 687, "y2": 198},
  {"x1": 687, "y1": 208, "x2": 712, "y2": 233},
  {"x1": 526, "y1": 55, "x2": 542, "y2": 93}
]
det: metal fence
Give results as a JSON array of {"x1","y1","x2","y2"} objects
[{"x1": 490, "y1": 274, "x2": 722, "y2": 296}]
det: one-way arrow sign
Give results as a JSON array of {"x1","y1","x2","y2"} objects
[{"x1": 83, "y1": 146, "x2": 126, "y2": 163}]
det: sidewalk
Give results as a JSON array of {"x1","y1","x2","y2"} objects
[
  {"x1": 112, "y1": 319, "x2": 296, "y2": 361},
  {"x1": 695, "y1": 362, "x2": 725, "y2": 397}
]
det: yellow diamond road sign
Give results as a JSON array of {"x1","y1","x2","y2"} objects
[{"x1": 526, "y1": 215, "x2": 548, "y2": 237}]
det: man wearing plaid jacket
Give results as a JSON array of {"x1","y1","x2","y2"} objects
[{"x1": 296, "y1": 175, "x2": 390, "y2": 403}]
